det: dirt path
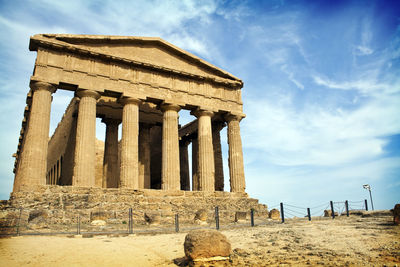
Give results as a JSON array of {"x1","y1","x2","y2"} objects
[{"x1": 0, "y1": 215, "x2": 399, "y2": 266}]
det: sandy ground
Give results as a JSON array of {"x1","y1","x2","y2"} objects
[{"x1": 0, "y1": 215, "x2": 399, "y2": 266}]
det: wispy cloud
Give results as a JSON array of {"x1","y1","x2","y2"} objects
[
  {"x1": 312, "y1": 75, "x2": 399, "y2": 96},
  {"x1": 355, "y1": 45, "x2": 373, "y2": 55},
  {"x1": 281, "y1": 65, "x2": 304, "y2": 90},
  {"x1": 243, "y1": 91, "x2": 400, "y2": 167}
]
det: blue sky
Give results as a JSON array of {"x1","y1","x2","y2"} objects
[{"x1": 0, "y1": 0, "x2": 399, "y2": 211}]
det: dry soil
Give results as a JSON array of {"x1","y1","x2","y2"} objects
[{"x1": 0, "y1": 215, "x2": 399, "y2": 266}]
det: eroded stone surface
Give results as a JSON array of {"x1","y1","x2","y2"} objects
[
  {"x1": 324, "y1": 210, "x2": 339, "y2": 217},
  {"x1": 393, "y1": 204, "x2": 400, "y2": 225},
  {"x1": 0, "y1": 186, "x2": 268, "y2": 233},
  {"x1": 184, "y1": 229, "x2": 231, "y2": 260},
  {"x1": 269, "y1": 209, "x2": 280, "y2": 220},
  {"x1": 234, "y1": 211, "x2": 247, "y2": 222}
]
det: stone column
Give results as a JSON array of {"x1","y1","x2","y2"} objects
[
  {"x1": 212, "y1": 121, "x2": 225, "y2": 191},
  {"x1": 161, "y1": 103, "x2": 181, "y2": 190},
  {"x1": 139, "y1": 123, "x2": 151, "y2": 189},
  {"x1": 179, "y1": 139, "x2": 190, "y2": 191},
  {"x1": 72, "y1": 89, "x2": 100, "y2": 187},
  {"x1": 102, "y1": 118, "x2": 120, "y2": 188},
  {"x1": 120, "y1": 97, "x2": 140, "y2": 189},
  {"x1": 194, "y1": 110, "x2": 215, "y2": 192},
  {"x1": 191, "y1": 136, "x2": 199, "y2": 191},
  {"x1": 225, "y1": 114, "x2": 246, "y2": 192},
  {"x1": 13, "y1": 81, "x2": 56, "y2": 192}
]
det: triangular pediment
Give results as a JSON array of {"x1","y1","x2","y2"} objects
[{"x1": 30, "y1": 34, "x2": 242, "y2": 86}]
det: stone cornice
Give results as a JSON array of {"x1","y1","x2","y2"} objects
[{"x1": 30, "y1": 34, "x2": 243, "y2": 89}]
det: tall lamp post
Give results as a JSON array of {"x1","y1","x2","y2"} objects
[{"x1": 363, "y1": 184, "x2": 374, "y2": 211}]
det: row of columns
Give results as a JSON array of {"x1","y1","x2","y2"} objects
[{"x1": 14, "y1": 81, "x2": 246, "y2": 193}]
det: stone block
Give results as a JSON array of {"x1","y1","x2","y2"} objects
[
  {"x1": 28, "y1": 209, "x2": 48, "y2": 222},
  {"x1": 394, "y1": 204, "x2": 400, "y2": 225},
  {"x1": 324, "y1": 210, "x2": 339, "y2": 217},
  {"x1": 91, "y1": 219, "x2": 106, "y2": 226},
  {"x1": 235, "y1": 211, "x2": 247, "y2": 222},
  {"x1": 194, "y1": 209, "x2": 208, "y2": 225},
  {"x1": 184, "y1": 229, "x2": 231, "y2": 260},
  {"x1": 90, "y1": 210, "x2": 115, "y2": 221},
  {"x1": 143, "y1": 189, "x2": 164, "y2": 197},
  {"x1": 144, "y1": 213, "x2": 161, "y2": 225},
  {"x1": 269, "y1": 209, "x2": 280, "y2": 220}
]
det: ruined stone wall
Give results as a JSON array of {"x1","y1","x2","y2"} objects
[
  {"x1": 3, "y1": 186, "x2": 268, "y2": 228},
  {"x1": 47, "y1": 98, "x2": 78, "y2": 185}
]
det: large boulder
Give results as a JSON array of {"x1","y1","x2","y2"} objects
[
  {"x1": 184, "y1": 229, "x2": 231, "y2": 260},
  {"x1": 90, "y1": 210, "x2": 115, "y2": 221},
  {"x1": 28, "y1": 209, "x2": 49, "y2": 229},
  {"x1": 91, "y1": 219, "x2": 106, "y2": 226},
  {"x1": 324, "y1": 210, "x2": 338, "y2": 217},
  {"x1": 269, "y1": 209, "x2": 280, "y2": 220},
  {"x1": 393, "y1": 204, "x2": 400, "y2": 225},
  {"x1": 144, "y1": 213, "x2": 161, "y2": 225},
  {"x1": 194, "y1": 209, "x2": 208, "y2": 225},
  {"x1": 235, "y1": 211, "x2": 247, "y2": 222}
]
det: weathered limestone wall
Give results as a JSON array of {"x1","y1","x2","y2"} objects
[
  {"x1": 3, "y1": 186, "x2": 268, "y2": 227},
  {"x1": 47, "y1": 99, "x2": 78, "y2": 185},
  {"x1": 33, "y1": 46, "x2": 243, "y2": 114},
  {"x1": 47, "y1": 98, "x2": 105, "y2": 187}
]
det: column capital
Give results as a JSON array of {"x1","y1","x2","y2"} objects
[
  {"x1": 193, "y1": 109, "x2": 214, "y2": 118},
  {"x1": 101, "y1": 117, "x2": 121, "y2": 126},
  {"x1": 160, "y1": 103, "x2": 181, "y2": 112},
  {"x1": 224, "y1": 113, "x2": 245, "y2": 122},
  {"x1": 76, "y1": 89, "x2": 101, "y2": 100},
  {"x1": 119, "y1": 96, "x2": 141, "y2": 106},
  {"x1": 212, "y1": 120, "x2": 226, "y2": 132},
  {"x1": 179, "y1": 138, "x2": 191, "y2": 147},
  {"x1": 29, "y1": 81, "x2": 56, "y2": 93}
]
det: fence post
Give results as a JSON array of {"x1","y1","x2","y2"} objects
[
  {"x1": 330, "y1": 201, "x2": 335, "y2": 219},
  {"x1": 175, "y1": 214, "x2": 179, "y2": 232},
  {"x1": 250, "y1": 209, "x2": 255, "y2": 227},
  {"x1": 307, "y1": 208, "x2": 311, "y2": 221},
  {"x1": 345, "y1": 200, "x2": 349, "y2": 217},
  {"x1": 364, "y1": 199, "x2": 368, "y2": 211},
  {"x1": 280, "y1": 202, "x2": 285, "y2": 223},
  {"x1": 16, "y1": 208, "x2": 22, "y2": 236},
  {"x1": 128, "y1": 208, "x2": 133, "y2": 234},
  {"x1": 77, "y1": 214, "x2": 81, "y2": 235},
  {"x1": 215, "y1": 206, "x2": 219, "y2": 230}
]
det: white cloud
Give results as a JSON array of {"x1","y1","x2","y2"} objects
[
  {"x1": 168, "y1": 33, "x2": 211, "y2": 58},
  {"x1": 242, "y1": 91, "x2": 400, "y2": 167},
  {"x1": 281, "y1": 65, "x2": 304, "y2": 90},
  {"x1": 312, "y1": 75, "x2": 400, "y2": 96},
  {"x1": 246, "y1": 155, "x2": 400, "y2": 208},
  {"x1": 353, "y1": 17, "x2": 374, "y2": 56},
  {"x1": 355, "y1": 45, "x2": 373, "y2": 55}
]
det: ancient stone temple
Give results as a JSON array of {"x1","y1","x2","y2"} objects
[{"x1": 3, "y1": 34, "x2": 267, "y2": 227}]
